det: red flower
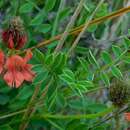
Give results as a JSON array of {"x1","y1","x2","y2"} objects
[
  {"x1": 2, "y1": 17, "x2": 27, "y2": 49},
  {"x1": 0, "y1": 50, "x2": 5, "y2": 74},
  {"x1": 2, "y1": 29, "x2": 27, "y2": 49},
  {"x1": 124, "y1": 113, "x2": 130, "y2": 121},
  {"x1": 4, "y1": 50, "x2": 35, "y2": 88}
]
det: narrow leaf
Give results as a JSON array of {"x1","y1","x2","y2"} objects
[
  {"x1": 111, "y1": 66, "x2": 123, "y2": 78},
  {"x1": 101, "y1": 51, "x2": 112, "y2": 64}
]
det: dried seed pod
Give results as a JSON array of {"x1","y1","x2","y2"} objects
[
  {"x1": 10, "y1": 16, "x2": 25, "y2": 32},
  {"x1": 108, "y1": 79, "x2": 130, "y2": 107}
]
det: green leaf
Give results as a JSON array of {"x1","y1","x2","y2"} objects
[
  {"x1": 60, "y1": 74, "x2": 74, "y2": 84},
  {"x1": 111, "y1": 66, "x2": 123, "y2": 78},
  {"x1": 88, "y1": 24, "x2": 97, "y2": 32},
  {"x1": 19, "y1": 3, "x2": 33, "y2": 13},
  {"x1": 34, "y1": 49, "x2": 45, "y2": 64},
  {"x1": 35, "y1": 24, "x2": 51, "y2": 33},
  {"x1": 66, "y1": 120, "x2": 86, "y2": 130},
  {"x1": 88, "y1": 50, "x2": 100, "y2": 68},
  {"x1": 78, "y1": 57, "x2": 89, "y2": 71},
  {"x1": 45, "y1": 0, "x2": 56, "y2": 12},
  {"x1": 87, "y1": 71, "x2": 94, "y2": 81},
  {"x1": 100, "y1": 72, "x2": 110, "y2": 86},
  {"x1": 0, "y1": 94, "x2": 9, "y2": 105},
  {"x1": 77, "y1": 80, "x2": 94, "y2": 90},
  {"x1": 33, "y1": 70, "x2": 48, "y2": 84},
  {"x1": 52, "y1": 53, "x2": 67, "y2": 72},
  {"x1": 88, "y1": 103, "x2": 107, "y2": 113},
  {"x1": 30, "y1": 12, "x2": 45, "y2": 26},
  {"x1": 18, "y1": 85, "x2": 34, "y2": 100},
  {"x1": 78, "y1": 80, "x2": 93, "y2": 87},
  {"x1": 58, "y1": 8, "x2": 71, "y2": 21},
  {"x1": 76, "y1": 46, "x2": 89, "y2": 54},
  {"x1": 124, "y1": 37, "x2": 130, "y2": 49},
  {"x1": 0, "y1": 125, "x2": 13, "y2": 130},
  {"x1": 112, "y1": 45, "x2": 122, "y2": 57},
  {"x1": 59, "y1": 69, "x2": 75, "y2": 84},
  {"x1": 9, "y1": 100, "x2": 26, "y2": 111},
  {"x1": 123, "y1": 56, "x2": 130, "y2": 63},
  {"x1": 45, "y1": 54, "x2": 54, "y2": 66},
  {"x1": 101, "y1": 51, "x2": 112, "y2": 64},
  {"x1": 63, "y1": 69, "x2": 75, "y2": 80},
  {"x1": 128, "y1": 29, "x2": 130, "y2": 35},
  {"x1": 96, "y1": 3, "x2": 108, "y2": 17}
]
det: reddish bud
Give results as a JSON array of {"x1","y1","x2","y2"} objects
[{"x1": 2, "y1": 17, "x2": 27, "y2": 50}]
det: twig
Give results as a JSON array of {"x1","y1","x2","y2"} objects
[
  {"x1": 0, "y1": 109, "x2": 27, "y2": 120},
  {"x1": 19, "y1": 84, "x2": 41, "y2": 130},
  {"x1": 115, "y1": 114, "x2": 120, "y2": 130},
  {"x1": 19, "y1": 78, "x2": 53, "y2": 130},
  {"x1": 55, "y1": 0, "x2": 85, "y2": 52},
  {"x1": 68, "y1": 0, "x2": 105, "y2": 56},
  {"x1": 88, "y1": 106, "x2": 128, "y2": 129},
  {"x1": 32, "y1": 6, "x2": 130, "y2": 50},
  {"x1": 0, "y1": 85, "x2": 105, "y2": 120}
]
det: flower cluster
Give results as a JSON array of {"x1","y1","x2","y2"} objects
[
  {"x1": 0, "y1": 50, "x2": 35, "y2": 88},
  {"x1": 1, "y1": 17, "x2": 35, "y2": 88}
]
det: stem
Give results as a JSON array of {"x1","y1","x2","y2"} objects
[
  {"x1": 33, "y1": 6, "x2": 130, "y2": 49},
  {"x1": 68, "y1": 0, "x2": 104, "y2": 56},
  {"x1": 7, "y1": 106, "x2": 114, "y2": 125},
  {"x1": 51, "y1": 0, "x2": 65, "y2": 37},
  {"x1": 55, "y1": 0, "x2": 85, "y2": 52},
  {"x1": 115, "y1": 113, "x2": 120, "y2": 130},
  {"x1": 19, "y1": 84, "x2": 41, "y2": 130}
]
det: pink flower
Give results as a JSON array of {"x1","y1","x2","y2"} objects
[
  {"x1": 124, "y1": 113, "x2": 130, "y2": 121},
  {"x1": 4, "y1": 50, "x2": 35, "y2": 88},
  {"x1": 0, "y1": 50, "x2": 5, "y2": 74}
]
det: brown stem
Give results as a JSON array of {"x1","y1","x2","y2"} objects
[
  {"x1": 115, "y1": 113, "x2": 120, "y2": 130},
  {"x1": 68, "y1": 0, "x2": 104, "y2": 55},
  {"x1": 19, "y1": 78, "x2": 53, "y2": 130},
  {"x1": 54, "y1": 0, "x2": 85, "y2": 52},
  {"x1": 19, "y1": 84, "x2": 40, "y2": 130},
  {"x1": 34, "y1": 6, "x2": 130, "y2": 49}
]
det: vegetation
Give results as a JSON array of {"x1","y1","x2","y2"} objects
[{"x1": 0, "y1": 0, "x2": 130, "y2": 129}]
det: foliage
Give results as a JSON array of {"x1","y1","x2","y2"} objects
[{"x1": 0, "y1": 0, "x2": 130, "y2": 130}]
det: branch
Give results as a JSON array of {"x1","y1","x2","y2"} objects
[
  {"x1": 55, "y1": 0, "x2": 85, "y2": 52},
  {"x1": 68, "y1": 0, "x2": 104, "y2": 55},
  {"x1": 31, "y1": 6, "x2": 130, "y2": 49}
]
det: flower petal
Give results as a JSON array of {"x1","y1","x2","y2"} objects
[
  {"x1": 8, "y1": 34, "x2": 14, "y2": 49},
  {"x1": 2, "y1": 30, "x2": 8, "y2": 42},
  {"x1": 6, "y1": 55, "x2": 24, "y2": 70},
  {"x1": 0, "y1": 50, "x2": 5, "y2": 73},
  {"x1": 14, "y1": 71, "x2": 24, "y2": 88},
  {"x1": 124, "y1": 113, "x2": 130, "y2": 121},
  {"x1": 16, "y1": 35, "x2": 27, "y2": 49},
  {"x1": 4, "y1": 71, "x2": 14, "y2": 87},
  {"x1": 22, "y1": 69, "x2": 35, "y2": 82}
]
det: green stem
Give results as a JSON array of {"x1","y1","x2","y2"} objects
[
  {"x1": 38, "y1": 106, "x2": 114, "y2": 120},
  {"x1": 51, "y1": 0, "x2": 65, "y2": 37},
  {"x1": 6, "y1": 106, "x2": 114, "y2": 126},
  {"x1": 115, "y1": 113, "x2": 120, "y2": 130}
]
